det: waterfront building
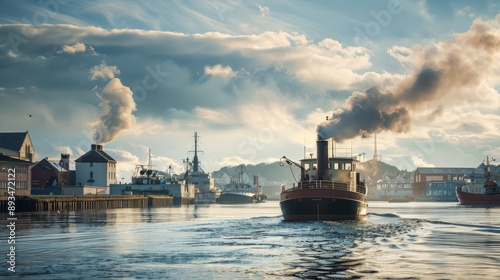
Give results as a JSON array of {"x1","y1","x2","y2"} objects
[
  {"x1": 0, "y1": 154, "x2": 32, "y2": 196},
  {"x1": 375, "y1": 171, "x2": 414, "y2": 198},
  {"x1": 31, "y1": 154, "x2": 76, "y2": 195},
  {"x1": 31, "y1": 154, "x2": 76, "y2": 187},
  {"x1": 413, "y1": 167, "x2": 475, "y2": 200},
  {"x1": 0, "y1": 131, "x2": 35, "y2": 162},
  {"x1": 75, "y1": 144, "x2": 116, "y2": 187},
  {"x1": 0, "y1": 131, "x2": 35, "y2": 196}
]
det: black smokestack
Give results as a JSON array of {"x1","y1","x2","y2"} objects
[
  {"x1": 316, "y1": 138, "x2": 329, "y2": 181},
  {"x1": 318, "y1": 17, "x2": 500, "y2": 142}
]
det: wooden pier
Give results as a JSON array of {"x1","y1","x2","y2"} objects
[{"x1": 0, "y1": 195, "x2": 175, "y2": 213}]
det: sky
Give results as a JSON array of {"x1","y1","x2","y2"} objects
[{"x1": 0, "y1": 0, "x2": 499, "y2": 181}]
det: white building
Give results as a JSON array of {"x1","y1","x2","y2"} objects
[{"x1": 75, "y1": 144, "x2": 116, "y2": 187}]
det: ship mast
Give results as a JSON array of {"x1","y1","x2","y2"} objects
[
  {"x1": 147, "y1": 148, "x2": 152, "y2": 169},
  {"x1": 193, "y1": 132, "x2": 199, "y2": 173},
  {"x1": 189, "y1": 131, "x2": 204, "y2": 173}
]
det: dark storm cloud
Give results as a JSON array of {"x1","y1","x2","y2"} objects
[
  {"x1": 0, "y1": 24, "x2": 376, "y2": 125},
  {"x1": 318, "y1": 16, "x2": 500, "y2": 142}
]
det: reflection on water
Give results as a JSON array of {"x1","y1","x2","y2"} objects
[{"x1": 1, "y1": 202, "x2": 499, "y2": 279}]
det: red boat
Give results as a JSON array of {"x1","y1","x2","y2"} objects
[
  {"x1": 456, "y1": 157, "x2": 500, "y2": 206},
  {"x1": 279, "y1": 138, "x2": 368, "y2": 221}
]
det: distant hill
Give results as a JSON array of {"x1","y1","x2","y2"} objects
[
  {"x1": 356, "y1": 159, "x2": 404, "y2": 194},
  {"x1": 357, "y1": 159, "x2": 401, "y2": 181},
  {"x1": 211, "y1": 159, "x2": 404, "y2": 188},
  {"x1": 212, "y1": 162, "x2": 296, "y2": 186}
]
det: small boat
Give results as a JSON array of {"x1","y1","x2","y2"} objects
[
  {"x1": 279, "y1": 137, "x2": 368, "y2": 221},
  {"x1": 456, "y1": 157, "x2": 500, "y2": 206},
  {"x1": 216, "y1": 164, "x2": 267, "y2": 204}
]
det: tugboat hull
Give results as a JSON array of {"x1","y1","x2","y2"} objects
[
  {"x1": 456, "y1": 188, "x2": 500, "y2": 206},
  {"x1": 280, "y1": 189, "x2": 368, "y2": 221}
]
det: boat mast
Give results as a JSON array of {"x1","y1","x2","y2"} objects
[
  {"x1": 189, "y1": 131, "x2": 204, "y2": 173},
  {"x1": 193, "y1": 132, "x2": 199, "y2": 173},
  {"x1": 485, "y1": 156, "x2": 491, "y2": 179},
  {"x1": 147, "y1": 148, "x2": 152, "y2": 169}
]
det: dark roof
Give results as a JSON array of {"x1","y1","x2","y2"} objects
[
  {"x1": 416, "y1": 167, "x2": 474, "y2": 174},
  {"x1": 0, "y1": 154, "x2": 32, "y2": 164},
  {"x1": 76, "y1": 149, "x2": 116, "y2": 163},
  {"x1": 0, "y1": 132, "x2": 28, "y2": 151}
]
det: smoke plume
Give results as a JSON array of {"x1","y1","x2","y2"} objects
[
  {"x1": 90, "y1": 63, "x2": 136, "y2": 144},
  {"x1": 318, "y1": 17, "x2": 500, "y2": 142}
]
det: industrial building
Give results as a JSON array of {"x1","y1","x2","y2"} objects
[{"x1": 413, "y1": 167, "x2": 475, "y2": 200}]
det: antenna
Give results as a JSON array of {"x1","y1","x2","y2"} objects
[
  {"x1": 189, "y1": 131, "x2": 204, "y2": 173},
  {"x1": 350, "y1": 140, "x2": 352, "y2": 159},
  {"x1": 147, "y1": 149, "x2": 152, "y2": 168},
  {"x1": 303, "y1": 127, "x2": 306, "y2": 159}
]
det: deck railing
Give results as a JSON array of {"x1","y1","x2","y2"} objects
[{"x1": 286, "y1": 180, "x2": 367, "y2": 195}]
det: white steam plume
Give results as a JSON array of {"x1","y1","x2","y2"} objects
[{"x1": 90, "y1": 63, "x2": 136, "y2": 144}]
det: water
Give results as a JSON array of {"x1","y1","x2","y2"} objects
[{"x1": 1, "y1": 202, "x2": 499, "y2": 279}]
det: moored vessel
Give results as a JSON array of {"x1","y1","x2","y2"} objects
[
  {"x1": 188, "y1": 132, "x2": 221, "y2": 204},
  {"x1": 456, "y1": 157, "x2": 500, "y2": 206},
  {"x1": 109, "y1": 149, "x2": 195, "y2": 205},
  {"x1": 279, "y1": 137, "x2": 368, "y2": 221},
  {"x1": 216, "y1": 164, "x2": 267, "y2": 204}
]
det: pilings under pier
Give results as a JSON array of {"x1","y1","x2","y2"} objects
[{"x1": 0, "y1": 195, "x2": 176, "y2": 213}]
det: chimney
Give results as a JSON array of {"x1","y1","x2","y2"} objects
[
  {"x1": 316, "y1": 138, "x2": 329, "y2": 181},
  {"x1": 60, "y1": 153, "x2": 70, "y2": 170},
  {"x1": 91, "y1": 144, "x2": 103, "y2": 151}
]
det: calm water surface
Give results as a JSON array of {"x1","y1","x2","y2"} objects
[{"x1": 1, "y1": 201, "x2": 499, "y2": 279}]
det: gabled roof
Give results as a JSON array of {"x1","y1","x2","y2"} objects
[
  {"x1": 0, "y1": 154, "x2": 32, "y2": 164},
  {"x1": 76, "y1": 149, "x2": 116, "y2": 163},
  {"x1": 49, "y1": 161, "x2": 76, "y2": 171},
  {"x1": 0, "y1": 131, "x2": 28, "y2": 152},
  {"x1": 32, "y1": 158, "x2": 76, "y2": 171},
  {"x1": 32, "y1": 158, "x2": 57, "y2": 171},
  {"x1": 416, "y1": 167, "x2": 474, "y2": 175}
]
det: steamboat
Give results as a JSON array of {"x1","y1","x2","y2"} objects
[{"x1": 279, "y1": 137, "x2": 368, "y2": 221}]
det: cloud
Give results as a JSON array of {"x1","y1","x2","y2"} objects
[
  {"x1": 194, "y1": 106, "x2": 235, "y2": 125},
  {"x1": 90, "y1": 63, "x2": 120, "y2": 80},
  {"x1": 60, "y1": 42, "x2": 87, "y2": 53},
  {"x1": 456, "y1": 6, "x2": 475, "y2": 18},
  {"x1": 258, "y1": 4, "x2": 270, "y2": 17},
  {"x1": 204, "y1": 64, "x2": 236, "y2": 78},
  {"x1": 0, "y1": 24, "x2": 381, "y2": 93},
  {"x1": 411, "y1": 154, "x2": 435, "y2": 167}
]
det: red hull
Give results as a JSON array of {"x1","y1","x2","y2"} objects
[{"x1": 456, "y1": 188, "x2": 500, "y2": 205}]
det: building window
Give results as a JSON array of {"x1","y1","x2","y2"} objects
[
  {"x1": 90, "y1": 171, "x2": 93, "y2": 179},
  {"x1": 90, "y1": 162, "x2": 93, "y2": 167}
]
